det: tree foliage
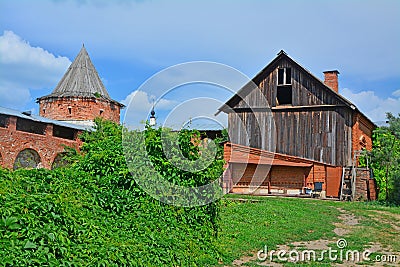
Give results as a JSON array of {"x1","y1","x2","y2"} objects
[
  {"x1": 0, "y1": 119, "x2": 225, "y2": 266},
  {"x1": 370, "y1": 113, "x2": 400, "y2": 205},
  {"x1": 122, "y1": 126, "x2": 225, "y2": 207}
]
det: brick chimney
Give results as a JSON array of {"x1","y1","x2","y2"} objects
[{"x1": 323, "y1": 70, "x2": 340, "y2": 93}]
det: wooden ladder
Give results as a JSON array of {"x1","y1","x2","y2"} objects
[{"x1": 340, "y1": 167, "x2": 356, "y2": 201}]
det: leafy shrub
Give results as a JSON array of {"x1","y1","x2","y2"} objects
[{"x1": 0, "y1": 119, "x2": 225, "y2": 266}]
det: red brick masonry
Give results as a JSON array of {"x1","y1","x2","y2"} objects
[
  {"x1": 0, "y1": 116, "x2": 81, "y2": 169},
  {"x1": 39, "y1": 97, "x2": 121, "y2": 124}
]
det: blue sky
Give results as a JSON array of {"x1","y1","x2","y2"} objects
[{"x1": 0, "y1": 0, "x2": 399, "y2": 127}]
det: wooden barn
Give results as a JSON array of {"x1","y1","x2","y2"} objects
[{"x1": 218, "y1": 51, "x2": 377, "y2": 200}]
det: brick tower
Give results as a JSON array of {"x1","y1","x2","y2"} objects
[{"x1": 37, "y1": 45, "x2": 124, "y2": 126}]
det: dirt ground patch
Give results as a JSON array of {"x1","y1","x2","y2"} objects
[
  {"x1": 230, "y1": 251, "x2": 258, "y2": 266},
  {"x1": 333, "y1": 207, "x2": 359, "y2": 236},
  {"x1": 372, "y1": 210, "x2": 400, "y2": 220}
]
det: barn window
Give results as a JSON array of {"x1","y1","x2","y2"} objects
[
  {"x1": 277, "y1": 86, "x2": 292, "y2": 105},
  {"x1": 278, "y1": 68, "x2": 291, "y2": 85},
  {"x1": 13, "y1": 148, "x2": 41, "y2": 170},
  {"x1": 278, "y1": 69, "x2": 284, "y2": 84},
  {"x1": 277, "y1": 67, "x2": 292, "y2": 105},
  {"x1": 16, "y1": 118, "x2": 46, "y2": 135},
  {"x1": 53, "y1": 125, "x2": 76, "y2": 140},
  {"x1": 0, "y1": 114, "x2": 8, "y2": 128}
]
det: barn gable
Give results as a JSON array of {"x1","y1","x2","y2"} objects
[
  {"x1": 219, "y1": 50, "x2": 374, "y2": 166},
  {"x1": 220, "y1": 50, "x2": 354, "y2": 111}
]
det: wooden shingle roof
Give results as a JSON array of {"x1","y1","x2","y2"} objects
[{"x1": 38, "y1": 45, "x2": 123, "y2": 106}]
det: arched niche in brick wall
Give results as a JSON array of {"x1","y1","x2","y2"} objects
[
  {"x1": 51, "y1": 153, "x2": 70, "y2": 170},
  {"x1": 13, "y1": 148, "x2": 41, "y2": 170}
]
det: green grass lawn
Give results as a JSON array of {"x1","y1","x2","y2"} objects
[{"x1": 217, "y1": 195, "x2": 400, "y2": 266}]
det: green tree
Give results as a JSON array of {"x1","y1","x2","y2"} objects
[{"x1": 370, "y1": 113, "x2": 400, "y2": 204}]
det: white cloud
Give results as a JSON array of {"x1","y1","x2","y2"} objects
[
  {"x1": 121, "y1": 90, "x2": 176, "y2": 111},
  {"x1": 392, "y1": 89, "x2": 400, "y2": 98},
  {"x1": 121, "y1": 90, "x2": 228, "y2": 129},
  {"x1": 0, "y1": 30, "x2": 71, "y2": 109},
  {"x1": 121, "y1": 90, "x2": 177, "y2": 128},
  {"x1": 341, "y1": 88, "x2": 400, "y2": 122}
]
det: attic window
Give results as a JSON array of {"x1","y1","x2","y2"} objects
[
  {"x1": 278, "y1": 68, "x2": 291, "y2": 85},
  {"x1": 277, "y1": 86, "x2": 292, "y2": 105},
  {"x1": 276, "y1": 67, "x2": 292, "y2": 105}
]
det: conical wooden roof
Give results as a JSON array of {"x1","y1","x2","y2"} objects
[{"x1": 38, "y1": 45, "x2": 122, "y2": 105}]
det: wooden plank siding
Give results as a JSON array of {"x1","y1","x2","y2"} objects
[
  {"x1": 227, "y1": 58, "x2": 354, "y2": 166},
  {"x1": 220, "y1": 51, "x2": 376, "y2": 198}
]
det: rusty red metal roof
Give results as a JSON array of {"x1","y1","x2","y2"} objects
[{"x1": 225, "y1": 142, "x2": 315, "y2": 167}]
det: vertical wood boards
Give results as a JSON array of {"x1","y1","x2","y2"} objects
[{"x1": 228, "y1": 59, "x2": 354, "y2": 166}]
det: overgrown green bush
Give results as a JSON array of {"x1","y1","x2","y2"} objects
[
  {"x1": 370, "y1": 113, "x2": 400, "y2": 205},
  {"x1": 0, "y1": 119, "x2": 225, "y2": 266}
]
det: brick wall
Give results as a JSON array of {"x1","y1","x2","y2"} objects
[
  {"x1": 368, "y1": 179, "x2": 377, "y2": 200},
  {"x1": 352, "y1": 113, "x2": 374, "y2": 156},
  {"x1": 354, "y1": 168, "x2": 370, "y2": 200},
  {"x1": 39, "y1": 97, "x2": 121, "y2": 124},
  {"x1": 354, "y1": 168, "x2": 377, "y2": 201},
  {"x1": 0, "y1": 116, "x2": 81, "y2": 169}
]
